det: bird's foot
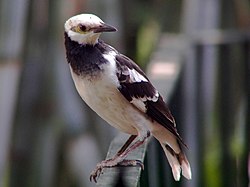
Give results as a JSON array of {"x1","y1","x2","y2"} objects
[
  {"x1": 89, "y1": 158, "x2": 144, "y2": 183},
  {"x1": 117, "y1": 159, "x2": 144, "y2": 169}
]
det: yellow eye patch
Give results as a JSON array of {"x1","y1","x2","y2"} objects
[{"x1": 72, "y1": 25, "x2": 88, "y2": 34}]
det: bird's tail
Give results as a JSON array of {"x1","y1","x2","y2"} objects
[{"x1": 160, "y1": 143, "x2": 192, "y2": 181}]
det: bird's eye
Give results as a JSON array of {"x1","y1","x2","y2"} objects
[{"x1": 79, "y1": 24, "x2": 87, "y2": 31}]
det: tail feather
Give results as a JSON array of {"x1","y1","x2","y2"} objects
[
  {"x1": 161, "y1": 143, "x2": 192, "y2": 180},
  {"x1": 180, "y1": 152, "x2": 192, "y2": 179}
]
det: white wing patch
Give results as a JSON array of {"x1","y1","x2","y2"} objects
[
  {"x1": 130, "y1": 90, "x2": 159, "y2": 113},
  {"x1": 128, "y1": 69, "x2": 148, "y2": 83},
  {"x1": 147, "y1": 91, "x2": 159, "y2": 102}
]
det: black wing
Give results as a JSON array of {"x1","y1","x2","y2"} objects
[{"x1": 115, "y1": 54, "x2": 184, "y2": 143}]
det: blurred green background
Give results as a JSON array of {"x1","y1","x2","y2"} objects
[{"x1": 0, "y1": 0, "x2": 249, "y2": 187}]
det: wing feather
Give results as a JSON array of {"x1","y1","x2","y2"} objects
[{"x1": 115, "y1": 54, "x2": 185, "y2": 144}]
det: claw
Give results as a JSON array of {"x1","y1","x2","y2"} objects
[
  {"x1": 117, "y1": 159, "x2": 144, "y2": 170},
  {"x1": 89, "y1": 159, "x2": 144, "y2": 183},
  {"x1": 90, "y1": 165, "x2": 103, "y2": 183},
  {"x1": 135, "y1": 159, "x2": 144, "y2": 170}
]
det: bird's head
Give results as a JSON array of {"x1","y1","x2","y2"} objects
[{"x1": 64, "y1": 14, "x2": 117, "y2": 45}]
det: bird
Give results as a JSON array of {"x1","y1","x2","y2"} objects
[{"x1": 64, "y1": 13, "x2": 192, "y2": 183}]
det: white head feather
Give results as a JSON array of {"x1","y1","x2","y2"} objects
[{"x1": 64, "y1": 14, "x2": 116, "y2": 45}]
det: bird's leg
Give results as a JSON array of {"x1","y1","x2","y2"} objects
[
  {"x1": 117, "y1": 135, "x2": 137, "y2": 156},
  {"x1": 90, "y1": 132, "x2": 150, "y2": 182}
]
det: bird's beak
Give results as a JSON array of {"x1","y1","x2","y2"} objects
[{"x1": 92, "y1": 23, "x2": 117, "y2": 33}]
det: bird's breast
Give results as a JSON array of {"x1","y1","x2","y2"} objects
[{"x1": 69, "y1": 64, "x2": 139, "y2": 135}]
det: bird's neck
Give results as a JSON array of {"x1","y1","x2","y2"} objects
[
  {"x1": 81, "y1": 35, "x2": 100, "y2": 45},
  {"x1": 64, "y1": 32, "x2": 108, "y2": 77},
  {"x1": 66, "y1": 31, "x2": 101, "y2": 45}
]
